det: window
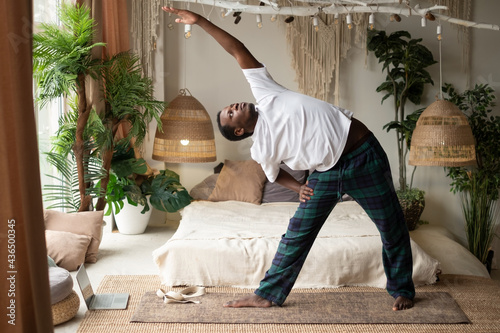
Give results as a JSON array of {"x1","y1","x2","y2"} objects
[{"x1": 34, "y1": 0, "x2": 62, "y2": 209}]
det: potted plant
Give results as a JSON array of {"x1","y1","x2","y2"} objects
[
  {"x1": 442, "y1": 83, "x2": 500, "y2": 271},
  {"x1": 35, "y1": 3, "x2": 166, "y2": 216},
  {"x1": 367, "y1": 29, "x2": 437, "y2": 230},
  {"x1": 33, "y1": 2, "x2": 106, "y2": 212},
  {"x1": 103, "y1": 146, "x2": 192, "y2": 234}
]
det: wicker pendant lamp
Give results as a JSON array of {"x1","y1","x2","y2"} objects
[
  {"x1": 409, "y1": 99, "x2": 476, "y2": 167},
  {"x1": 409, "y1": 23, "x2": 476, "y2": 167},
  {"x1": 153, "y1": 89, "x2": 216, "y2": 163}
]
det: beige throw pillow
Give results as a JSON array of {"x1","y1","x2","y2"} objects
[
  {"x1": 44, "y1": 209, "x2": 104, "y2": 263},
  {"x1": 45, "y1": 230, "x2": 91, "y2": 271},
  {"x1": 208, "y1": 160, "x2": 267, "y2": 204}
]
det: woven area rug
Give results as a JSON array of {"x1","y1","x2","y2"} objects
[
  {"x1": 131, "y1": 291, "x2": 468, "y2": 324},
  {"x1": 76, "y1": 274, "x2": 500, "y2": 333}
]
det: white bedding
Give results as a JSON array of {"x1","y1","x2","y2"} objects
[{"x1": 152, "y1": 200, "x2": 461, "y2": 289}]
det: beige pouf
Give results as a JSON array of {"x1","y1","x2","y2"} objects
[{"x1": 52, "y1": 290, "x2": 80, "y2": 325}]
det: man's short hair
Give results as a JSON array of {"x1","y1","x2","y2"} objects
[{"x1": 216, "y1": 110, "x2": 252, "y2": 141}]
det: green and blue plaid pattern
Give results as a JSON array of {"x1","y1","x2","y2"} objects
[{"x1": 255, "y1": 134, "x2": 415, "y2": 305}]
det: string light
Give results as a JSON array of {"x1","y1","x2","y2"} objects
[
  {"x1": 421, "y1": 17, "x2": 427, "y2": 27},
  {"x1": 184, "y1": 24, "x2": 192, "y2": 39},
  {"x1": 334, "y1": 13, "x2": 339, "y2": 25},
  {"x1": 312, "y1": 16, "x2": 319, "y2": 32},
  {"x1": 437, "y1": 24, "x2": 442, "y2": 40},
  {"x1": 346, "y1": 13, "x2": 353, "y2": 29},
  {"x1": 425, "y1": 11, "x2": 436, "y2": 21},
  {"x1": 271, "y1": 14, "x2": 277, "y2": 22},
  {"x1": 390, "y1": 14, "x2": 401, "y2": 22},
  {"x1": 369, "y1": 13, "x2": 375, "y2": 30},
  {"x1": 222, "y1": 8, "x2": 233, "y2": 18},
  {"x1": 256, "y1": 14, "x2": 263, "y2": 28}
]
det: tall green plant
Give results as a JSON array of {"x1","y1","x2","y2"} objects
[
  {"x1": 443, "y1": 83, "x2": 500, "y2": 200},
  {"x1": 94, "y1": 51, "x2": 165, "y2": 211},
  {"x1": 35, "y1": 3, "x2": 167, "y2": 213},
  {"x1": 33, "y1": 2, "x2": 105, "y2": 211},
  {"x1": 367, "y1": 30, "x2": 437, "y2": 191},
  {"x1": 462, "y1": 174, "x2": 498, "y2": 265},
  {"x1": 43, "y1": 102, "x2": 109, "y2": 212},
  {"x1": 443, "y1": 83, "x2": 499, "y2": 265}
]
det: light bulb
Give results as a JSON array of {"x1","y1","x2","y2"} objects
[
  {"x1": 334, "y1": 13, "x2": 339, "y2": 25},
  {"x1": 369, "y1": 13, "x2": 375, "y2": 30},
  {"x1": 421, "y1": 17, "x2": 427, "y2": 27},
  {"x1": 271, "y1": 14, "x2": 277, "y2": 22},
  {"x1": 256, "y1": 14, "x2": 262, "y2": 28},
  {"x1": 346, "y1": 13, "x2": 352, "y2": 30},
  {"x1": 312, "y1": 16, "x2": 319, "y2": 32},
  {"x1": 180, "y1": 140, "x2": 190, "y2": 146},
  {"x1": 437, "y1": 25, "x2": 442, "y2": 40},
  {"x1": 184, "y1": 24, "x2": 192, "y2": 39}
]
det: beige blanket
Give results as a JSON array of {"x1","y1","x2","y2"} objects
[{"x1": 153, "y1": 201, "x2": 440, "y2": 289}]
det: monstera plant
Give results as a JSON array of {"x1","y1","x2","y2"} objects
[{"x1": 103, "y1": 145, "x2": 192, "y2": 216}]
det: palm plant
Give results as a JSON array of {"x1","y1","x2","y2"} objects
[
  {"x1": 94, "y1": 51, "x2": 164, "y2": 211},
  {"x1": 34, "y1": 3, "x2": 174, "y2": 215},
  {"x1": 42, "y1": 99, "x2": 108, "y2": 211},
  {"x1": 33, "y1": 2, "x2": 105, "y2": 211}
]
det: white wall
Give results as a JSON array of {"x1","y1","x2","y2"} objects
[{"x1": 143, "y1": 1, "x2": 500, "y2": 248}]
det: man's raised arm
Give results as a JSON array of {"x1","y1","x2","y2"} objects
[{"x1": 162, "y1": 7, "x2": 262, "y2": 70}]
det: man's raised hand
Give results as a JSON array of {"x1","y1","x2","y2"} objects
[{"x1": 161, "y1": 7, "x2": 199, "y2": 25}]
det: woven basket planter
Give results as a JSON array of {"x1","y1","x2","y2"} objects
[{"x1": 399, "y1": 197, "x2": 425, "y2": 231}]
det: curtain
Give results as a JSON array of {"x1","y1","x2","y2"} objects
[
  {"x1": 102, "y1": 0, "x2": 130, "y2": 57},
  {"x1": 0, "y1": 0, "x2": 54, "y2": 332},
  {"x1": 77, "y1": 0, "x2": 130, "y2": 115},
  {"x1": 77, "y1": 0, "x2": 130, "y2": 57}
]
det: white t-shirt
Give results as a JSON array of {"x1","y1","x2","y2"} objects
[{"x1": 244, "y1": 66, "x2": 353, "y2": 182}]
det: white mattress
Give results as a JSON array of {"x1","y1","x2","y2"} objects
[{"x1": 153, "y1": 200, "x2": 461, "y2": 289}]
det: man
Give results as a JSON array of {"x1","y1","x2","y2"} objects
[{"x1": 162, "y1": 7, "x2": 415, "y2": 311}]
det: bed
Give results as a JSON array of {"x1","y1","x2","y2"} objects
[{"x1": 152, "y1": 160, "x2": 490, "y2": 289}]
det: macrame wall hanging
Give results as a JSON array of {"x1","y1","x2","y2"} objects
[
  {"x1": 286, "y1": 0, "x2": 472, "y2": 104},
  {"x1": 286, "y1": 12, "x2": 368, "y2": 104},
  {"x1": 431, "y1": 0, "x2": 472, "y2": 74},
  {"x1": 130, "y1": 0, "x2": 163, "y2": 79}
]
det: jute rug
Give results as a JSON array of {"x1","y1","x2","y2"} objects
[
  {"x1": 76, "y1": 274, "x2": 500, "y2": 333},
  {"x1": 131, "y1": 291, "x2": 468, "y2": 324}
]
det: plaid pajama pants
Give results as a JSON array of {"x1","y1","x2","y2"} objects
[{"x1": 254, "y1": 133, "x2": 415, "y2": 306}]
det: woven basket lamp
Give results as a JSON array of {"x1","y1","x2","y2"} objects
[
  {"x1": 409, "y1": 100, "x2": 476, "y2": 167},
  {"x1": 153, "y1": 89, "x2": 216, "y2": 163}
]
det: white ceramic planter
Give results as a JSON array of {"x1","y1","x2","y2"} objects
[{"x1": 113, "y1": 200, "x2": 152, "y2": 235}]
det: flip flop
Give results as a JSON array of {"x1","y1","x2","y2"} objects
[{"x1": 156, "y1": 286, "x2": 206, "y2": 304}]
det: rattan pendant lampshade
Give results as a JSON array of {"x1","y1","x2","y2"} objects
[
  {"x1": 409, "y1": 99, "x2": 476, "y2": 167},
  {"x1": 153, "y1": 89, "x2": 216, "y2": 163}
]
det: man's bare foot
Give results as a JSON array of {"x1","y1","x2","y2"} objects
[
  {"x1": 223, "y1": 294, "x2": 272, "y2": 308},
  {"x1": 392, "y1": 296, "x2": 414, "y2": 311}
]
